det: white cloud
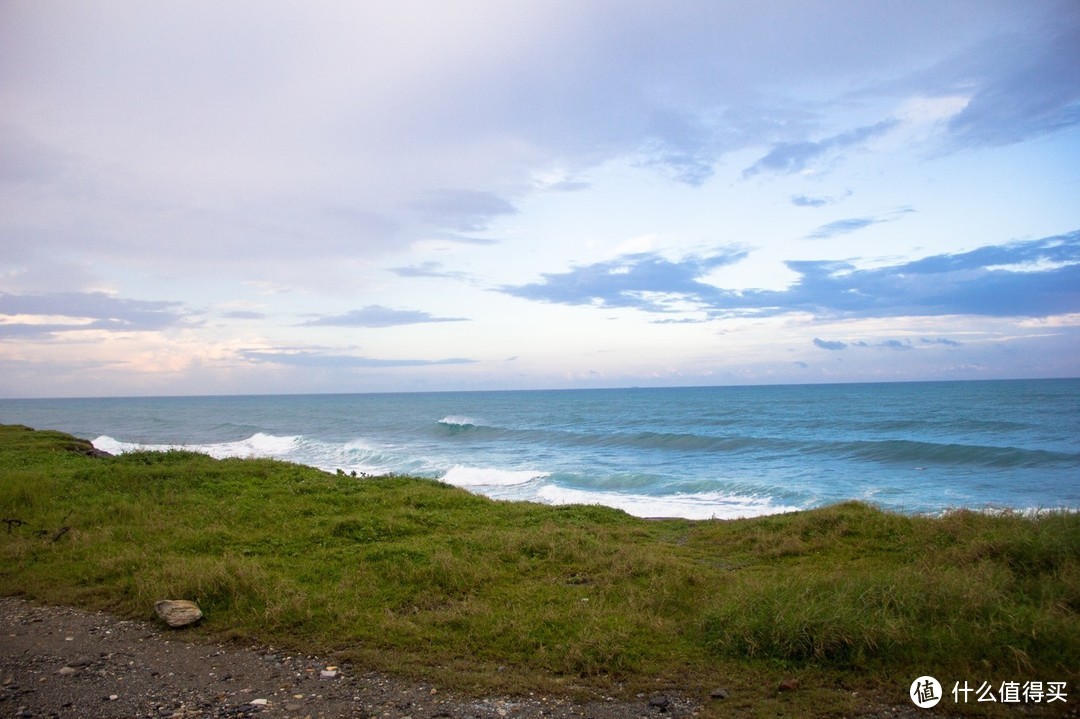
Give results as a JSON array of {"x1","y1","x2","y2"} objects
[{"x1": 0, "y1": 1, "x2": 1077, "y2": 395}]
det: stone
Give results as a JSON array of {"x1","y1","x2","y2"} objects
[
  {"x1": 154, "y1": 600, "x2": 203, "y2": 628},
  {"x1": 709, "y1": 687, "x2": 729, "y2": 700},
  {"x1": 648, "y1": 694, "x2": 670, "y2": 710}
]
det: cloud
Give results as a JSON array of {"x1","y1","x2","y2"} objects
[
  {"x1": 921, "y1": 337, "x2": 962, "y2": 347},
  {"x1": 817, "y1": 338, "x2": 931, "y2": 352},
  {"x1": 743, "y1": 119, "x2": 899, "y2": 178},
  {"x1": 500, "y1": 230, "x2": 1080, "y2": 320},
  {"x1": 300, "y1": 305, "x2": 468, "y2": 328},
  {"x1": 501, "y1": 248, "x2": 748, "y2": 312},
  {"x1": 944, "y1": 15, "x2": 1080, "y2": 148},
  {"x1": 222, "y1": 310, "x2": 266, "y2": 320},
  {"x1": 756, "y1": 231, "x2": 1080, "y2": 318},
  {"x1": 813, "y1": 338, "x2": 847, "y2": 351},
  {"x1": 0, "y1": 291, "x2": 189, "y2": 339},
  {"x1": 0, "y1": 122, "x2": 71, "y2": 184},
  {"x1": 1, "y1": 2, "x2": 1069, "y2": 294},
  {"x1": 411, "y1": 189, "x2": 518, "y2": 234},
  {"x1": 806, "y1": 207, "x2": 915, "y2": 239},
  {"x1": 546, "y1": 180, "x2": 592, "y2": 192},
  {"x1": 389, "y1": 262, "x2": 470, "y2": 281},
  {"x1": 805, "y1": 217, "x2": 882, "y2": 239},
  {"x1": 791, "y1": 195, "x2": 829, "y2": 208},
  {"x1": 241, "y1": 349, "x2": 476, "y2": 369}
]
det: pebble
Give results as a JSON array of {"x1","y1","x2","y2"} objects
[{"x1": 709, "y1": 687, "x2": 729, "y2": 700}]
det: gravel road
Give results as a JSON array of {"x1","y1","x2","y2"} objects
[
  {"x1": 0, "y1": 597, "x2": 702, "y2": 719},
  {"x1": 1, "y1": 596, "x2": 1017, "y2": 719}
]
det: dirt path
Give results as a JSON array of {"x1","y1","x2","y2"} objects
[
  {"x1": 1, "y1": 597, "x2": 701, "y2": 719},
  {"x1": 1, "y1": 596, "x2": 989, "y2": 719}
]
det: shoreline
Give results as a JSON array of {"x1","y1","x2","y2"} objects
[
  {"x1": 3, "y1": 380, "x2": 1077, "y2": 518},
  {"x1": 2, "y1": 425, "x2": 1077, "y2": 717}
]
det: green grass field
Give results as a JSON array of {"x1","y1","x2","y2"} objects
[{"x1": 2, "y1": 424, "x2": 1077, "y2": 716}]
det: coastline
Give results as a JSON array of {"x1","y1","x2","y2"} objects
[
  {"x1": 3, "y1": 379, "x2": 1077, "y2": 519},
  {"x1": 2, "y1": 425, "x2": 1078, "y2": 717}
]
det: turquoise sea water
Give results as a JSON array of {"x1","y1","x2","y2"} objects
[{"x1": 2, "y1": 379, "x2": 1077, "y2": 518}]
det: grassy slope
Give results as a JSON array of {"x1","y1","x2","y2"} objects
[{"x1": 1, "y1": 424, "x2": 1077, "y2": 716}]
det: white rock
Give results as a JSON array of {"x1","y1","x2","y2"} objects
[{"x1": 153, "y1": 600, "x2": 203, "y2": 628}]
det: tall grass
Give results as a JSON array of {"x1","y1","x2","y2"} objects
[{"x1": 2, "y1": 424, "x2": 1077, "y2": 714}]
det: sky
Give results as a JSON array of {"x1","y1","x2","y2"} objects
[{"x1": 1, "y1": 1, "x2": 1079, "y2": 398}]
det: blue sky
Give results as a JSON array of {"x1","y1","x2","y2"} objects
[{"x1": 1, "y1": 0, "x2": 1078, "y2": 397}]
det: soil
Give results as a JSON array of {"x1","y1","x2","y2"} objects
[
  {"x1": 0, "y1": 596, "x2": 999, "y2": 719},
  {"x1": 0, "y1": 596, "x2": 706, "y2": 719}
]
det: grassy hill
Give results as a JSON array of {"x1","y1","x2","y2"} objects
[{"x1": 2, "y1": 424, "x2": 1076, "y2": 716}]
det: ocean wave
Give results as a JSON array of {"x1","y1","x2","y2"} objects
[
  {"x1": 583, "y1": 431, "x2": 795, "y2": 453},
  {"x1": 535, "y1": 485, "x2": 803, "y2": 520},
  {"x1": 94, "y1": 432, "x2": 300, "y2": 459},
  {"x1": 440, "y1": 465, "x2": 550, "y2": 487},
  {"x1": 826, "y1": 439, "x2": 1079, "y2": 468},
  {"x1": 437, "y1": 415, "x2": 482, "y2": 428},
  {"x1": 430, "y1": 421, "x2": 801, "y2": 455},
  {"x1": 425, "y1": 419, "x2": 1079, "y2": 472}
]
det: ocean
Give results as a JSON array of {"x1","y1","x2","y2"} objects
[{"x1": 2, "y1": 379, "x2": 1077, "y2": 519}]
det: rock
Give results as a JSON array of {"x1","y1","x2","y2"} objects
[
  {"x1": 648, "y1": 694, "x2": 670, "y2": 710},
  {"x1": 154, "y1": 600, "x2": 203, "y2": 628},
  {"x1": 56, "y1": 666, "x2": 78, "y2": 676},
  {"x1": 709, "y1": 687, "x2": 729, "y2": 700},
  {"x1": 778, "y1": 678, "x2": 799, "y2": 692}
]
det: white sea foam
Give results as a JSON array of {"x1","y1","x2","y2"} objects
[
  {"x1": 438, "y1": 415, "x2": 479, "y2": 427},
  {"x1": 440, "y1": 465, "x2": 549, "y2": 487},
  {"x1": 535, "y1": 485, "x2": 802, "y2": 520},
  {"x1": 206, "y1": 433, "x2": 300, "y2": 457},
  {"x1": 92, "y1": 435, "x2": 144, "y2": 454},
  {"x1": 92, "y1": 432, "x2": 299, "y2": 459}
]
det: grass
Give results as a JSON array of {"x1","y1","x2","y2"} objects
[{"x1": 1, "y1": 423, "x2": 1077, "y2": 717}]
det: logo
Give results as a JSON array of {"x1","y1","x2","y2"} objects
[{"x1": 911, "y1": 676, "x2": 942, "y2": 708}]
